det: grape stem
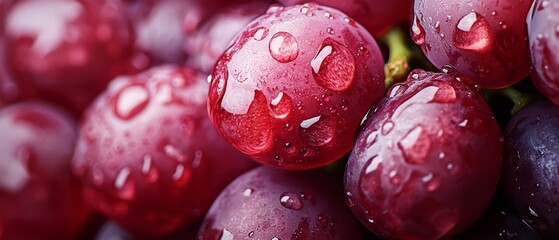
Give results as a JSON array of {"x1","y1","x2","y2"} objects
[
  {"x1": 485, "y1": 87, "x2": 537, "y2": 115},
  {"x1": 383, "y1": 27, "x2": 412, "y2": 90}
]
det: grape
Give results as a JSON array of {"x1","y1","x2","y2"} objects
[
  {"x1": 207, "y1": 3, "x2": 385, "y2": 170},
  {"x1": 502, "y1": 100, "x2": 559, "y2": 239},
  {"x1": 3, "y1": 0, "x2": 140, "y2": 116},
  {"x1": 412, "y1": 0, "x2": 532, "y2": 88},
  {"x1": 197, "y1": 166, "x2": 362, "y2": 240},
  {"x1": 184, "y1": 0, "x2": 271, "y2": 74},
  {"x1": 127, "y1": 0, "x2": 204, "y2": 65},
  {"x1": 528, "y1": 0, "x2": 559, "y2": 106},
  {"x1": 0, "y1": 102, "x2": 90, "y2": 239},
  {"x1": 72, "y1": 65, "x2": 255, "y2": 237},
  {"x1": 345, "y1": 70, "x2": 503, "y2": 239},
  {"x1": 277, "y1": 0, "x2": 412, "y2": 37},
  {"x1": 454, "y1": 201, "x2": 541, "y2": 240}
]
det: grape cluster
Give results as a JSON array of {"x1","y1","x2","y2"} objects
[{"x1": 1, "y1": 0, "x2": 558, "y2": 239}]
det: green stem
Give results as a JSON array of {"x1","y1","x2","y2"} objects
[{"x1": 383, "y1": 27, "x2": 412, "y2": 90}]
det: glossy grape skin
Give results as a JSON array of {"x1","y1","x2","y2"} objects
[
  {"x1": 3, "y1": 0, "x2": 139, "y2": 116},
  {"x1": 184, "y1": 0, "x2": 271, "y2": 74},
  {"x1": 528, "y1": 0, "x2": 559, "y2": 106},
  {"x1": 345, "y1": 70, "x2": 503, "y2": 240},
  {"x1": 454, "y1": 201, "x2": 541, "y2": 240},
  {"x1": 277, "y1": 0, "x2": 412, "y2": 37},
  {"x1": 72, "y1": 65, "x2": 256, "y2": 237},
  {"x1": 197, "y1": 166, "x2": 362, "y2": 240},
  {"x1": 208, "y1": 3, "x2": 385, "y2": 170},
  {"x1": 0, "y1": 102, "x2": 90, "y2": 240},
  {"x1": 502, "y1": 101, "x2": 559, "y2": 239},
  {"x1": 412, "y1": 0, "x2": 532, "y2": 89}
]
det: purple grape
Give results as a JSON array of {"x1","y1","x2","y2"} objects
[
  {"x1": 502, "y1": 100, "x2": 559, "y2": 239},
  {"x1": 345, "y1": 70, "x2": 503, "y2": 239}
]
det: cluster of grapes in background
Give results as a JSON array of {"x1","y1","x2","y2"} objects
[{"x1": 1, "y1": 0, "x2": 558, "y2": 239}]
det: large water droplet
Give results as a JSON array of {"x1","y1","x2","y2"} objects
[
  {"x1": 431, "y1": 84, "x2": 457, "y2": 103},
  {"x1": 411, "y1": 15, "x2": 426, "y2": 45},
  {"x1": 141, "y1": 154, "x2": 159, "y2": 183},
  {"x1": 114, "y1": 84, "x2": 149, "y2": 120},
  {"x1": 217, "y1": 91, "x2": 273, "y2": 155},
  {"x1": 243, "y1": 188, "x2": 254, "y2": 197},
  {"x1": 422, "y1": 173, "x2": 441, "y2": 191},
  {"x1": 365, "y1": 155, "x2": 382, "y2": 174},
  {"x1": 280, "y1": 192, "x2": 303, "y2": 210},
  {"x1": 453, "y1": 12, "x2": 491, "y2": 51},
  {"x1": 398, "y1": 126, "x2": 431, "y2": 164},
  {"x1": 381, "y1": 121, "x2": 394, "y2": 135},
  {"x1": 269, "y1": 92, "x2": 293, "y2": 119},
  {"x1": 310, "y1": 38, "x2": 355, "y2": 91},
  {"x1": 114, "y1": 167, "x2": 135, "y2": 200},
  {"x1": 269, "y1": 32, "x2": 299, "y2": 63},
  {"x1": 299, "y1": 116, "x2": 336, "y2": 147}
]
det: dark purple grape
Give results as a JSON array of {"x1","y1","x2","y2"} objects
[
  {"x1": 412, "y1": 0, "x2": 532, "y2": 88},
  {"x1": 345, "y1": 70, "x2": 503, "y2": 239},
  {"x1": 454, "y1": 202, "x2": 541, "y2": 240},
  {"x1": 197, "y1": 166, "x2": 363, "y2": 240},
  {"x1": 502, "y1": 100, "x2": 559, "y2": 239},
  {"x1": 528, "y1": 0, "x2": 559, "y2": 106}
]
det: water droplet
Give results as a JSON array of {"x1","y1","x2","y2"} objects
[
  {"x1": 453, "y1": 12, "x2": 491, "y2": 51},
  {"x1": 272, "y1": 237, "x2": 280, "y2": 240},
  {"x1": 411, "y1": 15, "x2": 426, "y2": 45},
  {"x1": 269, "y1": 92, "x2": 293, "y2": 119},
  {"x1": 458, "y1": 119, "x2": 469, "y2": 127},
  {"x1": 164, "y1": 144, "x2": 186, "y2": 162},
  {"x1": 243, "y1": 188, "x2": 254, "y2": 197},
  {"x1": 432, "y1": 84, "x2": 457, "y2": 103},
  {"x1": 266, "y1": 4, "x2": 283, "y2": 13},
  {"x1": 389, "y1": 170, "x2": 401, "y2": 185},
  {"x1": 269, "y1": 32, "x2": 299, "y2": 63},
  {"x1": 344, "y1": 17, "x2": 357, "y2": 27},
  {"x1": 381, "y1": 121, "x2": 394, "y2": 135},
  {"x1": 366, "y1": 131, "x2": 378, "y2": 144},
  {"x1": 300, "y1": 5, "x2": 312, "y2": 16},
  {"x1": 114, "y1": 84, "x2": 150, "y2": 120},
  {"x1": 398, "y1": 126, "x2": 431, "y2": 164},
  {"x1": 280, "y1": 192, "x2": 303, "y2": 210},
  {"x1": 368, "y1": 217, "x2": 375, "y2": 223},
  {"x1": 529, "y1": 206, "x2": 539, "y2": 217},
  {"x1": 141, "y1": 154, "x2": 159, "y2": 183},
  {"x1": 217, "y1": 91, "x2": 273, "y2": 155},
  {"x1": 422, "y1": 173, "x2": 440, "y2": 191},
  {"x1": 323, "y1": 11, "x2": 333, "y2": 20},
  {"x1": 300, "y1": 116, "x2": 336, "y2": 147},
  {"x1": 253, "y1": 27, "x2": 269, "y2": 41},
  {"x1": 284, "y1": 142, "x2": 296, "y2": 153},
  {"x1": 310, "y1": 38, "x2": 355, "y2": 91},
  {"x1": 173, "y1": 164, "x2": 191, "y2": 186},
  {"x1": 221, "y1": 229, "x2": 234, "y2": 240},
  {"x1": 115, "y1": 167, "x2": 135, "y2": 200},
  {"x1": 248, "y1": 231, "x2": 255, "y2": 238},
  {"x1": 434, "y1": 21, "x2": 441, "y2": 33},
  {"x1": 539, "y1": 0, "x2": 550, "y2": 10},
  {"x1": 326, "y1": 27, "x2": 335, "y2": 34}
]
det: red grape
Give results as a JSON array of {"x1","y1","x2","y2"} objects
[
  {"x1": 208, "y1": 3, "x2": 385, "y2": 170},
  {"x1": 345, "y1": 70, "x2": 503, "y2": 239},
  {"x1": 3, "y1": 0, "x2": 139, "y2": 116},
  {"x1": 197, "y1": 166, "x2": 362, "y2": 240},
  {"x1": 72, "y1": 65, "x2": 255, "y2": 237},
  {"x1": 277, "y1": 0, "x2": 413, "y2": 37},
  {"x1": 0, "y1": 102, "x2": 90, "y2": 240},
  {"x1": 184, "y1": 0, "x2": 271, "y2": 74},
  {"x1": 528, "y1": 0, "x2": 559, "y2": 106},
  {"x1": 502, "y1": 100, "x2": 559, "y2": 239},
  {"x1": 412, "y1": 0, "x2": 532, "y2": 88}
]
